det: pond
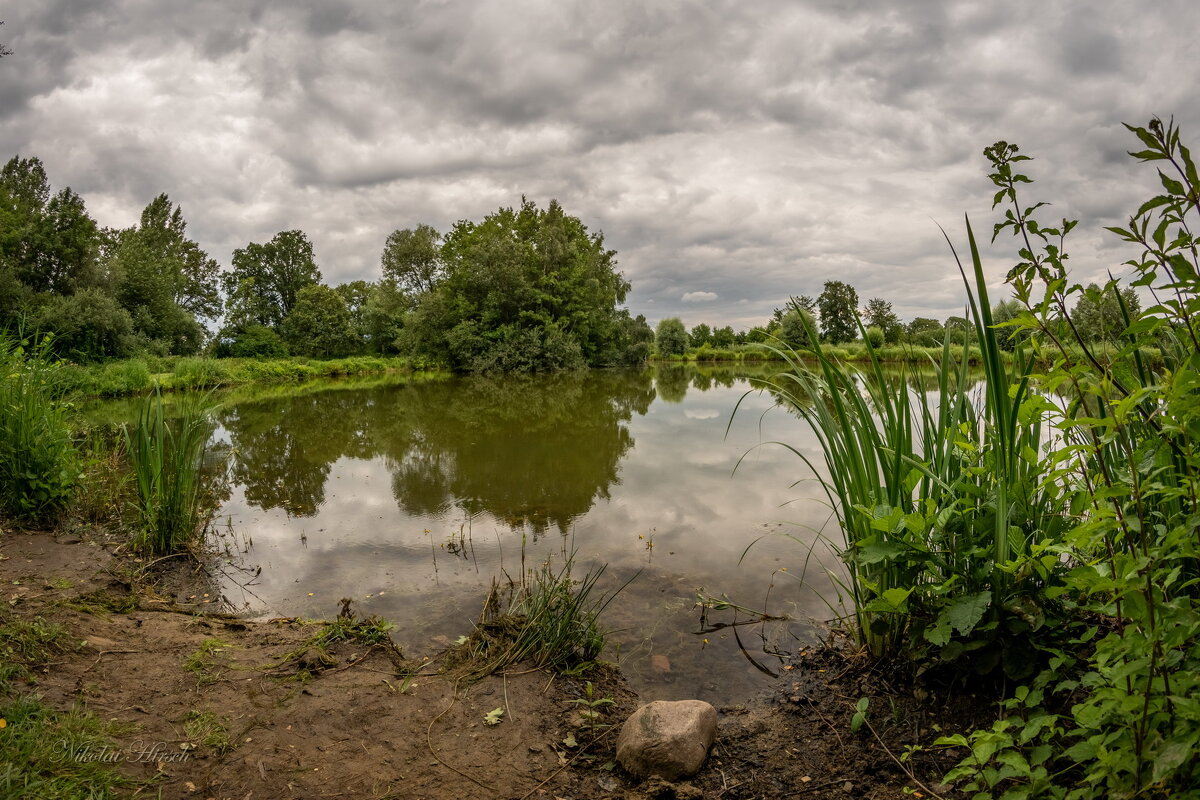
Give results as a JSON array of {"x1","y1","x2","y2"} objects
[{"x1": 91, "y1": 365, "x2": 843, "y2": 704}]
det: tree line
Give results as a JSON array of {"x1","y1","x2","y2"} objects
[
  {"x1": 654, "y1": 278, "x2": 1138, "y2": 356},
  {"x1": 0, "y1": 156, "x2": 652, "y2": 370}
]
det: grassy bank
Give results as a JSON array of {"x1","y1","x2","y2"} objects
[{"x1": 52, "y1": 355, "x2": 434, "y2": 399}]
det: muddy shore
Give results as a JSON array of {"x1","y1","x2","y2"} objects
[{"x1": 1, "y1": 525, "x2": 987, "y2": 799}]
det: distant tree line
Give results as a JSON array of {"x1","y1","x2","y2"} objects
[
  {"x1": 655, "y1": 278, "x2": 1137, "y2": 356},
  {"x1": 0, "y1": 156, "x2": 651, "y2": 371}
]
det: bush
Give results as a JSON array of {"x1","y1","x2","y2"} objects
[
  {"x1": 864, "y1": 326, "x2": 884, "y2": 348},
  {"x1": 170, "y1": 358, "x2": 231, "y2": 390}
]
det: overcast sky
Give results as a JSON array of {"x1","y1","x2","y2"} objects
[{"x1": 2, "y1": 1, "x2": 1197, "y2": 329}]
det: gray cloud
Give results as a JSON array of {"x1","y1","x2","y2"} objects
[{"x1": 1, "y1": 0, "x2": 1197, "y2": 329}]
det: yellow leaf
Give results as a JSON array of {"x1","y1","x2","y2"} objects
[{"x1": 0, "y1": 718, "x2": 6, "y2": 729}]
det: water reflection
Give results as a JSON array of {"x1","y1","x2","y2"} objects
[{"x1": 218, "y1": 370, "x2": 656, "y2": 534}]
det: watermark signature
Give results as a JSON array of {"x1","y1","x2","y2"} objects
[{"x1": 50, "y1": 740, "x2": 193, "y2": 764}]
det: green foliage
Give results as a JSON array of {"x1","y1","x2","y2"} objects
[
  {"x1": 124, "y1": 391, "x2": 217, "y2": 555},
  {"x1": 925, "y1": 119, "x2": 1200, "y2": 800},
  {"x1": 210, "y1": 323, "x2": 289, "y2": 359},
  {"x1": 0, "y1": 334, "x2": 78, "y2": 521},
  {"x1": 689, "y1": 323, "x2": 712, "y2": 348},
  {"x1": 31, "y1": 289, "x2": 137, "y2": 361},
  {"x1": 863, "y1": 325, "x2": 884, "y2": 348},
  {"x1": 906, "y1": 316, "x2": 944, "y2": 347},
  {"x1": 280, "y1": 284, "x2": 360, "y2": 358},
  {"x1": 817, "y1": 280, "x2": 859, "y2": 343},
  {"x1": 779, "y1": 307, "x2": 816, "y2": 349},
  {"x1": 655, "y1": 317, "x2": 688, "y2": 357},
  {"x1": 753, "y1": 269, "x2": 1063, "y2": 663},
  {"x1": 0, "y1": 609, "x2": 73, "y2": 691},
  {"x1": 1069, "y1": 282, "x2": 1142, "y2": 344}
]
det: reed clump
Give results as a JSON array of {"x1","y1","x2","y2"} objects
[{"x1": 123, "y1": 390, "x2": 216, "y2": 555}]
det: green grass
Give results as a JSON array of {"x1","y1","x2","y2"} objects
[
  {"x1": 56, "y1": 355, "x2": 429, "y2": 399},
  {"x1": 124, "y1": 390, "x2": 215, "y2": 556},
  {"x1": 182, "y1": 638, "x2": 235, "y2": 686},
  {"x1": 0, "y1": 695, "x2": 138, "y2": 799},
  {"x1": 0, "y1": 610, "x2": 75, "y2": 692},
  {"x1": 182, "y1": 710, "x2": 233, "y2": 753}
]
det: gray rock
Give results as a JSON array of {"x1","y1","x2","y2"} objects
[{"x1": 616, "y1": 699, "x2": 717, "y2": 780}]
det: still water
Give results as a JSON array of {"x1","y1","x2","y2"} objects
[{"x1": 104, "y1": 365, "x2": 844, "y2": 703}]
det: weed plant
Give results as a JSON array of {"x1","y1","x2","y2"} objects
[
  {"x1": 0, "y1": 333, "x2": 78, "y2": 522},
  {"x1": 124, "y1": 390, "x2": 216, "y2": 555}
]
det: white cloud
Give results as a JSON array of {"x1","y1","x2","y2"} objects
[{"x1": 682, "y1": 291, "x2": 719, "y2": 303}]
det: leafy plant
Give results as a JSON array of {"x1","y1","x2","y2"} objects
[{"x1": 933, "y1": 118, "x2": 1200, "y2": 799}]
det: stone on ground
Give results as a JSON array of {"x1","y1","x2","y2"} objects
[{"x1": 616, "y1": 699, "x2": 717, "y2": 780}]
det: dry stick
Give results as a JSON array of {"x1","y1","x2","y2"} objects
[
  {"x1": 803, "y1": 697, "x2": 845, "y2": 757},
  {"x1": 517, "y1": 725, "x2": 618, "y2": 800},
  {"x1": 426, "y1": 679, "x2": 494, "y2": 793},
  {"x1": 860, "y1": 714, "x2": 946, "y2": 800},
  {"x1": 782, "y1": 778, "x2": 847, "y2": 797},
  {"x1": 502, "y1": 670, "x2": 514, "y2": 722}
]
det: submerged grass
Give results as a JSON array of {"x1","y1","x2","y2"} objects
[{"x1": 458, "y1": 556, "x2": 628, "y2": 679}]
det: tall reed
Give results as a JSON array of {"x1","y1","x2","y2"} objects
[
  {"x1": 0, "y1": 333, "x2": 78, "y2": 521},
  {"x1": 754, "y1": 231, "x2": 1064, "y2": 665},
  {"x1": 124, "y1": 391, "x2": 215, "y2": 555}
]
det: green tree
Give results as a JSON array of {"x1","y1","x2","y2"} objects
[
  {"x1": 105, "y1": 195, "x2": 218, "y2": 354},
  {"x1": 817, "y1": 281, "x2": 859, "y2": 343},
  {"x1": 863, "y1": 298, "x2": 902, "y2": 343},
  {"x1": 224, "y1": 230, "x2": 321, "y2": 329},
  {"x1": 712, "y1": 325, "x2": 736, "y2": 348},
  {"x1": 906, "y1": 316, "x2": 943, "y2": 347},
  {"x1": 689, "y1": 323, "x2": 712, "y2": 348},
  {"x1": 281, "y1": 284, "x2": 358, "y2": 358},
  {"x1": 33, "y1": 289, "x2": 135, "y2": 360},
  {"x1": 655, "y1": 317, "x2": 687, "y2": 357},
  {"x1": 381, "y1": 224, "x2": 442, "y2": 296},
  {"x1": 334, "y1": 279, "x2": 374, "y2": 353},
  {"x1": 1070, "y1": 282, "x2": 1141, "y2": 344},
  {"x1": 779, "y1": 308, "x2": 816, "y2": 348},
  {"x1": 404, "y1": 198, "x2": 630, "y2": 371}
]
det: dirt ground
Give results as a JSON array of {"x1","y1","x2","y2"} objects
[{"x1": 1, "y1": 526, "x2": 988, "y2": 799}]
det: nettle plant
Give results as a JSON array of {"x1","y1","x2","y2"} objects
[{"x1": 935, "y1": 118, "x2": 1200, "y2": 799}]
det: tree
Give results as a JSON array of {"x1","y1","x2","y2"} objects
[
  {"x1": 779, "y1": 308, "x2": 816, "y2": 348},
  {"x1": 712, "y1": 325, "x2": 736, "y2": 348},
  {"x1": 1071, "y1": 282, "x2": 1141, "y2": 344},
  {"x1": 281, "y1": 284, "x2": 358, "y2": 358},
  {"x1": 655, "y1": 317, "x2": 687, "y2": 357},
  {"x1": 224, "y1": 230, "x2": 321, "y2": 329},
  {"x1": 404, "y1": 198, "x2": 630, "y2": 371},
  {"x1": 689, "y1": 323, "x2": 712, "y2": 348},
  {"x1": 818, "y1": 281, "x2": 859, "y2": 343},
  {"x1": 381, "y1": 224, "x2": 443, "y2": 296},
  {"x1": 991, "y1": 299, "x2": 1033, "y2": 352},
  {"x1": 863, "y1": 298, "x2": 903, "y2": 344},
  {"x1": 907, "y1": 317, "x2": 944, "y2": 347}
]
